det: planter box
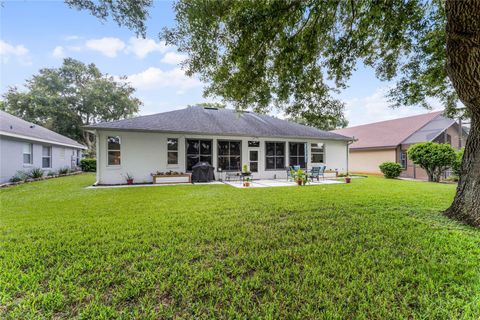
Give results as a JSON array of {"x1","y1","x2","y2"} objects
[{"x1": 153, "y1": 174, "x2": 191, "y2": 184}]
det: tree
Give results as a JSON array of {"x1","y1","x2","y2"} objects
[
  {"x1": 2, "y1": 58, "x2": 141, "y2": 152},
  {"x1": 288, "y1": 98, "x2": 348, "y2": 130},
  {"x1": 407, "y1": 142, "x2": 457, "y2": 182},
  {"x1": 65, "y1": 0, "x2": 480, "y2": 227},
  {"x1": 451, "y1": 148, "x2": 464, "y2": 177}
]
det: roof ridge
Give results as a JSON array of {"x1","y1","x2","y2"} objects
[{"x1": 336, "y1": 110, "x2": 443, "y2": 130}]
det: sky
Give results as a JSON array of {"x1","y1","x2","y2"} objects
[{"x1": 0, "y1": 0, "x2": 439, "y2": 127}]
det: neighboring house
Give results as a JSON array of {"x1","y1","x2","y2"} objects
[
  {"x1": 0, "y1": 111, "x2": 87, "y2": 183},
  {"x1": 85, "y1": 106, "x2": 353, "y2": 185},
  {"x1": 333, "y1": 111, "x2": 467, "y2": 179}
]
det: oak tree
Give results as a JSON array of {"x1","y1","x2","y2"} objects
[{"x1": 67, "y1": 0, "x2": 480, "y2": 227}]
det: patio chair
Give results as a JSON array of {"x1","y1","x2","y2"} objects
[
  {"x1": 287, "y1": 165, "x2": 301, "y2": 181},
  {"x1": 309, "y1": 166, "x2": 326, "y2": 181}
]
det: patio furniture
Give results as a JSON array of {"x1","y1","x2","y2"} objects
[
  {"x1": 225, "y1": 172, "x2": 241, "y2": 181},
  {"x1": 309, "y1": 166, "x2": 326, "y2": 181},
  {"x1": 287, "y1": 165, "x2": 301, "y2": 181}
]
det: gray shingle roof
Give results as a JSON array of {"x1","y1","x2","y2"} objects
[
  {"x1": 86, "y1": 106, "x2": 352, "y2": 141},
  {"x1": 0, "y1": 110, "x2": 86, "y2": 149}
]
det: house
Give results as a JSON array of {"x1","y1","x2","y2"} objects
[
  {"x1": 85, "y1": 106, "x2": 353, "y2": 185},
  {"x1": 0, "y1": 110, "x2": 87, "y2": 183},
  {"x1": 333, "y1": 111, "x2": 467, "y2": 179}
]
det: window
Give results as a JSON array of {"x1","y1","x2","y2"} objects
[
  {"x1": 42, "y1": 146, "x2": 52, "y2": 168},
  {"x1": 289, "y1": 142, "x2": 306, "y2": 168},
  {"x1": 249, "y1": 150, "x2": 258, "y2": 172},
  {"x1": 265, "y1": 142, "x2": 285, "y2": 170},
  {"x1": 311, "y1": 143, "x2": 324, "y2": 163},
  {"x1": 107, "y1": 136, "x2": 121, "y2": 165},
  {"x1": 400, "y1": 150, "x2": 407, "y2": 169},
  {"x1": 167, "y1": 138, "x2": 178, "y2": 165},
  {"x1": 218, "y1": 140, "x2": 241, "y2": 171},
  {"x1": 23, "y1": 143, "x2": 33, "y2": 164},
  {"x1": 248, "y1": 141, "x2": 260, "y2": 147},
  {"x1": 186, "y1": 139, "x2": 212, "y2": 171}
]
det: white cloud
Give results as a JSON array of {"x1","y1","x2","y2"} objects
[
  {"x1": 85, "y1": 37, "x2": 125, "y2": 58},
  {"x1": 125, "y1": 37, "x2": 169, "y2": 59},
  {"x1": 52, "y1": 46, "x2": 65, "y2": 59},
  {"x1": 344, "y1": 87, "x2": 442, "y2": 126},
  {"x1": 125, "y1": 67, "x2": 202, "y2": 91},
  {"x1": 65, "y1": 35, "x2": 81, "y2": 41},
  {"x1": 0, "y1": 40, "x2": 31, "y2": 65},
  {"x1": 161, "y1": 51, "x2": 187, "y2": 65}
]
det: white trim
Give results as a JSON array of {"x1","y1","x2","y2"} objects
[{"x1": 0, "y1": 131, "x2": 87, "y2": 149}]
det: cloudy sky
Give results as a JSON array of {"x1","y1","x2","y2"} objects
[{"x1": 1, "y1": 1, "x2": 439, "y2": 127}]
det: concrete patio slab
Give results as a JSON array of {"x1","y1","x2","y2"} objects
[{"x1": 224, "y1": 179, "x2": 344, "y2": 188}]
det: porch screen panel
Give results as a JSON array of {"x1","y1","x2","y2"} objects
[
  {"x1": 218, "y1": 140, "x2": 241, "y2": 171},
  {"x1": 186, "y1": 139, "x2": 212, "y2": 171},
  {"x1": 265, "y1": 142, "x2": 285, "y2": 170},
  {"x1": 289, "y1": 142, "x2": 306, "y2": 168}
]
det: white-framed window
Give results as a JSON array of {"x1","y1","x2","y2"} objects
[
  {"x1": 167, "y1": 138, "x2": 178, "y2": 165},
  {"x1": 400, "y1": 150, "x2": 407, "y2": 169},
  {"x1": 42, "y1": 146, "x2": 52, "y2": 168},
  {"x1": 107, "y1": 136, "x2": 121, "y2": 166},
  {"x1": 311, "y1": 143, "x2": 325, "y2": 163},
  {"x1": 23, "y1": 143, "x2": 33, "y2": 164}
]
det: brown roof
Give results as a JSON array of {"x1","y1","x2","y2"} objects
[{"x1": 333, "y1": 111, "x2": 443, "y2": 150}]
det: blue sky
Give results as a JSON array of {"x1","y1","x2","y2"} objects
[{"x1": 0, "y1": 0, "x2": 437, "y2": 126}]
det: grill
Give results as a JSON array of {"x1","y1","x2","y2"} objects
[{"x1": 191, "y1": 162, "x2": 215, "y2": 182}]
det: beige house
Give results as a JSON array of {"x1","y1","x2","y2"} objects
[{"x1": 333, "y1": 111, "x2": 467, "y2": 179}]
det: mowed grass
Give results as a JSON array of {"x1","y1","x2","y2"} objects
[{"x1": 0, "y1": 174, "x2": 479, "y2": 319}]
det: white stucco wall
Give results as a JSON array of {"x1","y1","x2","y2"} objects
[
  {"x1": 94, "y1": 130, "x2": 349, "y2": 185},
  {"x1": 0, "y1": 135, "x2": 83, "y2": 183}
]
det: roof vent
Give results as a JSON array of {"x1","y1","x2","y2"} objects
[{"x1": 30, "y1": 125, "x2": 35, "y2": 128}]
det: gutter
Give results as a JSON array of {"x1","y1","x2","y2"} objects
[{"x1": 0, "y1": 130, "x2": 87, "y2": 150}]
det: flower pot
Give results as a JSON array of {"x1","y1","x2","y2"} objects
[
  {"x1": 127, "y1": 179, "x2": 134, "y2": 185},
  {"x1": 345, "y1": 177, "x2": 351, "y2": 183},
  {"x1": 297, "y1": 180, "x2": 303, "y2": 186},
  {"x1": 243, "y1": 182, "x2": 250, "y2": 187}
]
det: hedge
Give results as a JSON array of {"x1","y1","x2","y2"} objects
[{"x1": 80, "y1": 158, "x2": 96, "y2": 172}]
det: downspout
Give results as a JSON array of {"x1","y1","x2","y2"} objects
[
  {"x1": 346, "y1": 137, "x2": 356, "y2": 174},
  {"x1": 94, "y1": 129, "x2": 100, "y2": 186}
]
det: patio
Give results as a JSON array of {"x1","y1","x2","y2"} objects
[{"x1": 223, "y1": 179, "x2": 344, "y2": 188}]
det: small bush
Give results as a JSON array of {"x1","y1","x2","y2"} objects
[
  {"x1": 58, "y1": 167, "x2": 71, "y2": 175},
  {"x1": 407, "y1": 142, "x2": 456, "y2": 182},
  {"x1": 47, "y1": 170, "x2": 57, "y2": 177},
  {"x1": 379, "y1": 162, "x2": 403, "y2": 179},
  {"x1": 80, "y1": 158, "x2": 96, "y2": 172},
  {"x1": 451, "y1": 148, "x2": 464, "y2": 177},
  {"x1": 10, "y1": 170, "x2": 28, "y2": 183},
  {"x1": 28, "y1": 167, "x2": 44, "y2": 179}
]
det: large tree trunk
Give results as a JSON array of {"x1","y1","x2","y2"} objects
[{"x1": 444, "y1": 0, "x2": 480, "y2": 227}]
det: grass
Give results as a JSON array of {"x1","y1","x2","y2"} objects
[{"x1": 1, "y1": 174, "x2": 479, "y2": 319}]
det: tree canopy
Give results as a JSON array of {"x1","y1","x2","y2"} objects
[
  {"x1": 1, "y1": 58, "x2": 141, "y2": 151},
  {"x1": 64, "y1": 0, "x2": 480, "y2": 226},
  {"x1": 407, "y1": 142, "x2": 457, "y2": 182}
]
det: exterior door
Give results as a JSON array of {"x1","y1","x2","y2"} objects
[{"x1": 249, "y1": 150, "x2": 258, "y2": 173}]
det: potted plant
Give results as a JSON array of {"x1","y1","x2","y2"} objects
[
  {"x1": 124, "y1": 173, "x2": 134, "y2": 185},
  {"x1": 345, "y1": 174, "x2": 351, "y2": 184},
  {"x1": 243, "y1": 177, "x2": 251, "y2": 187},
  {"x1": 294, "y1": 169, "x2": 308, "y2": 186}
]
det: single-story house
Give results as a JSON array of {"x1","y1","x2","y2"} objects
[
  {"x1": 0, "y1": 110, "x2": 87, "y2": 183},
  {"x1": 333, "y1": 111, "x2": 467, "y2": 179},
  {"x1": 85, "y1": 106, "x2": 353, "y2": 185}
]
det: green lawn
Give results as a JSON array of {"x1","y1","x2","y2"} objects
[{"x1": 1, "y1": 174, "x2": 479, "y2": 319}]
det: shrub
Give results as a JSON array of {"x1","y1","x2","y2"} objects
[
  {"x1": 80, "y1": 158, "x2": 96, "y2": 172},
  {"x1": 451, "y1": 148, "x2": 464, "y2": 177},
  {"x1": 47, "y1": 170, "x2": 57, "y2": 177},
  {"x1": 28, "y1": 167, "x2": 44, "y2": 179},
  {"x1": 10, "y1": 170, "x2": 28, "y2": 183},
  {"x1": 407, "y1": 142, "x2": 456, "y2": 182},
  {"x1": 379, "y1": 162, "x2": 403, "y2": 179},
  {"x1": 58, "y1": 167, "x2": 71, "y2": 175}
]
